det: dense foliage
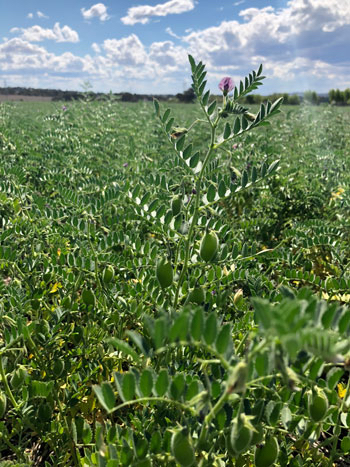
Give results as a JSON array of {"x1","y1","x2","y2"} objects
[{"x1": 1, "y1": 57, "x2": 350, "y2": 466}]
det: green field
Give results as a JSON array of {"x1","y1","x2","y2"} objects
[{"x1": 1, "y1": 94, "x2": 350, "y2": 466}]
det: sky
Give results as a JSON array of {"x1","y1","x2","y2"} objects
[{"x1": 0, "y1": 0, "x2": 349, "y2": 95}]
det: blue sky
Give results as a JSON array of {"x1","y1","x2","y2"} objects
[{"x1": 0, "y1": 0, "x2": 349, "y2": 94}]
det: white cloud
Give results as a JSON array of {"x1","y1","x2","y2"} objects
[
  {"x1": 81, "y1": 3, "x2": 109, "y2": 21},
  {"x1": 103, "y1": 35, "x2": 147, "y2": 65},
  {"x1": 10, "y1": 23, "x2": 79, "y2": 43},
  {"x1": 165, "y1": 27, "x2": 181, "y2": 39},
  {"x1": 183, "y1": 0, "x2": 350, "y2": 69},
  {"x1": 121, "y1": 0, "x2": 195, "y2": 25},
  {"x1": 149, "y1": 40, "x2": 187, "y2": 67},
  {"x1": 37, "y1": 11, "x2": 49, "y2": 19},
  {"x1": 27, "y1": 13, "x2": 33, "y2": 19},
  {"x1": 0, "y1": 38, "x2": 84, "y2": 73},
  {"x1": 91, "y1": 42, "x2": 101, "y2": 53}
]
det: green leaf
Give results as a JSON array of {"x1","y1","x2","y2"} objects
[
  {"x1": 169, "y1": 313, "x2": 189, "y2": 342},
  {"x1": 327, "y1": 367, "x2": 344, "y2": 390},
  {"x1": 165, "y1": 117, "x2": 175, "y2": 133},
  {"x1": 224, "y1": 122, "x2": 231, "y2": 139},
  {"x1": 188, "y1": 54, "x2": 196, "y2": 72},
  {"x1": 207, "y1": 100, "x2": 216, "y2": 116},
  {"x1": 255, "y1": 353, "x2": 268, "y2": 377},
  {"x1": 122, "y1": 373, "x2": 136, "y2": 401},
  {"x1": 186, "y1": 380, "x2": 199, "y2": 401},
  {"x1": 170, "y1": 373, "x2": 185, "y2": 399},
  {"x1": 183, "y1": 144, "x2": 193, "y2": 160},
  {"x1": 150, "y1": 431, "x2": 162, "y2": 453},
  {"x1": 189, "y1": 152, "x2": 200, "y2": 168},
  {"x1": 341, "y1": 436, "x2": 350, "y2": 454},
  {"x1": 281, "y1": 406, "x2": 292, "y2": 429},
  {"x1": 176, "y1": 134, "x2": 186, "y2": 151},
  {"x1": 153, "y1": 99, "x2": 160, "y2": 116},
  {"x1": 204, "y1": 313, "x2": 217, "y2": 345},
  {"x1": 206, "y1": 184, "x2": 216, "y2": 202},
  {"x1": 198, "y1": 80, "x2": 207, "y2": 96},
  {"x1": 270, "y1": 97, "x2": 283, "y2": 113},
  {"x1": 139, "y1": 369, "x2": 153, "y2": 397},
  {"x1": 265, "y1": 400, "x2": 282, "y2": 426},
  {"x1": 162, "y1": 109, "x2": 171, "y2": 123},
  {"x1": 155, "y1": 369, "x2": 169, "y2": 396},
  {"x1": 241, "y1": 170, "x2": 248, "y2": 188},
  {"x1": 82, "y1": 420, "x2": 93, "y2": 444},
  {"x1": 251, "y1": 166, "x2": 257, "y2": 182},
  {"x1": 202, "y1": 90, "x2": 210, "y2": 106},
  {"x1": 107, "y1": 337, "x2": 140, "y2": 363},
  {"x1": 253, "y1": 299, "x2": 271, "y2": 329},
  {"x1": 267, "y1": 160, "x2": 279, "y2": 175},
  {"x1": 93, "y1": 382, "x2": 116, "y2": 412},
  {"x1": 30, "y1": 381, "x2": 54, "y2": 398},
  {"x1": 191, "y1": 308, "x2": 204, "y2": 341},
  {"x1": 126, "y1": 330, "x2": 148, "y2": 356},
  {"x1": 241, "y1": 115, "x2": 249, "y2": 130},
  {"x1": 233, "y1": 117, "x2": 241, "y2": 134},
  {"x1": 218, "y1": 180, "x2": 226, "y2": 197},
  {"x1": 216, "y1": 323, "x2": 231, "y2": 354},
  {"x1": 154, "y1": 318, "x2": 167, "y2": 349}
]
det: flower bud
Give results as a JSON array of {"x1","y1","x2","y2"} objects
[
  {"x1": 218, "y1": 77, "x2": 234, "y2": 96},
  {"x1": 234, "y1": 289, "x2": 244, "y2": 305}
]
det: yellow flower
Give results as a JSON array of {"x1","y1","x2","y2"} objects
[
  {"x1": 330, "y1": 187, "x2": 344, "y2": 200},
  {"x1": 337, "y1": 382, "x2": 347, "y2": 398}
]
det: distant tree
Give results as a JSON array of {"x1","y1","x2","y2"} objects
[
  {"x1": 176, "y1": 87, "x2": 196, "y2": 103},
  {"x1": 288, "y1": 94, "x2": 300, "y2": 105},
  {"x1": 303, "y1": 90, "x2": 319, "y2": 105},
  {"x1": 121, "y1": 93, "x2": 138, "y2": 102}
]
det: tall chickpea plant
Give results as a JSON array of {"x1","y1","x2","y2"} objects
[{"x1": 153, "y1": 55, "x2": 283, "y2": 307}]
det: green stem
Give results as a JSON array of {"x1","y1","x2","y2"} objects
[
  {"x1": 109, "y1": 397, "x2": 196, "y2": 415},
  {"x1": 0, "y1": 356, "x2": 18, "y2": 410},
  {"x1": 173, "y1": 122, "x2": 217, "y2": 309},
  {"x1": 197, "y1": 382, "x2": 232, "y2": 448},
  {"x1": 329, "y1": 374, "x2": 350, "y2": 464}
]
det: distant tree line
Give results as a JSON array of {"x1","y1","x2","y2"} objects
[
  {"x1": 328, "y1": 88, "x2": 350, "y2": 105},
  {"x1": 0, "y1": 87, "x2": 173, "y2": 102},
  {"x1": 1, "y1": 85, "x2": 350, "y2": 106}
]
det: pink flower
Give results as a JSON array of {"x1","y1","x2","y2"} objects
[{"x1": 218, "y1": 77, "x2": 234, "y2": 95}]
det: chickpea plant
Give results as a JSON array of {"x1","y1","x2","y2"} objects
[{"x1": 90, "y1": 57, "x2": 350, "y2": 466}]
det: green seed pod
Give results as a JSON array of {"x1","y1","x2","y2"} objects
[
  {"x1": 244, "y1": 112, "x2": 256, "y2": 122},
  {"x1": 255, "y1": 436, "x2": 279, "y2": 467},
  {"x1": 156, "y1": 260, "x2": 173, "y2": 289},
  {"x1": 187, "y1": 287, "x2": 205, "y2": 305},
  {"x1": 200, "y1": 231, "x2": 218, "y2": 262},
  {"x1": 0, "y1": 392, "x2": 7, "y2": 418},
  {"x1": 10, "y1": 367, "x2": 26, "y2": 389},
  {"x1": 233, "y1": 289, "x2": 244, "y2": 305},
  {"x1": 171, "y1": 196, "x2": 182, "y2": 216},
  {"x1": 102, "y1": 266, "x2": 115, "y2": 285},
  {"x1": 82, "y1": 289, "x2": 96, "y2": 307},
  {"x1": 171, "y1": 430, "x2": 195, "y2": 467},
  {"x1": 308, "y1": 389, "x2": 328, "y2": 423},
  {"x1": 230, "y1": 417, "x2": 252, "y2": 454}
]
